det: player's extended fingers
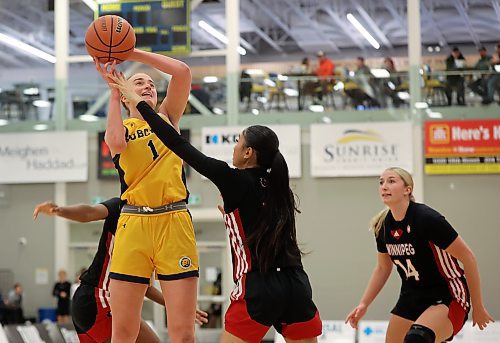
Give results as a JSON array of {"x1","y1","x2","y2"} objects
[{"x1": 33, "y1": 207, "x2": 40, "y2": 220}]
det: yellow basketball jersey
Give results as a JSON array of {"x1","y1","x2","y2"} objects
[{"x1": 113, "y1": 116, "x2": 187, "y2": 207}]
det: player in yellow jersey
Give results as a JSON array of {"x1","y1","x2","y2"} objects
[{"x1": 94, "y1": 48, "x2": 198, "y2": 343}]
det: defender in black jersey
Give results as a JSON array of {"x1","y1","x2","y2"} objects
[
  {"x1": 346, "y1": 168, "x2": 493, "y2": 343},
  {"x1": 109, "y1": 74, "x2": 322, "y2": 343},
  {"x1": 33, "y1": 199, "x2": 208, "y2": 342}
]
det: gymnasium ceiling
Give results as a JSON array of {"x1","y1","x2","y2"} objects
[{"x1": 0, "y1": 0, "x2": 499, "y2": 68}]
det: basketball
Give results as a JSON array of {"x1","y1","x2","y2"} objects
[{"x1": 85, "y1": 15, "x2": 136, "y2": 64}]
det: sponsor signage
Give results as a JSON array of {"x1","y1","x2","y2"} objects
[
  {"x1": 424, "y1": 119, "x2": 500, "y2": 174},
  {"x1": 201, "y1": 125, "x2": 302, "y2": 178},
  {"x1": 0, "y1": 131, "x2": 88, "y2": 183},
  {"x1": 310, "y1": 122, "x2": 413, "y2": 177},
  {"x1": 358, "y1": 321, "x2": 388, "y2": 343},
  {"x1": 275, "y1": 320, "x2": 356, "y2": 343}
]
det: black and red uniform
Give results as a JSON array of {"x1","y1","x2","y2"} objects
[
  {"x1": 72, "y1": 197, "x2": 120, "y2": 343},
  {"x1": 136, "y1": 101, "x2": 322, "y2": 343},
  {"x1": 376, "y1": 201, "x2": 470, "y2": 340}
]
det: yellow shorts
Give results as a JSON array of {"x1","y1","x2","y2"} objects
[{"x1": 109, "y1": 209, "x2": 199, "y2": 284}]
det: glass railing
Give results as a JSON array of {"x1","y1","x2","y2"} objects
[{"x1": 0, "y1": 69, "x2": 498, "y2": 128}]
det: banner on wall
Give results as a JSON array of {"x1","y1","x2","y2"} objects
[
  {"x1": 358, "y1": 321, "x2": 388, "y2": 343},
  {"x1": 424, "y1": 119, "x2": 500, "y2": 174},
  {"x1": 275, "y1": 320, "x2": 356, "y2": 342},
  {"x1": 201, "y1": 125, "x2": 302, "y2": 178},
  {"x1": 310, "y1": 122, "x2": 413, "y2": 177},
  {"x1": 98, "y1": 130, "x2": 191, "y2": 179},
  {"x1": 0, "y1": 131, "x2": 88, "y2": 184}
]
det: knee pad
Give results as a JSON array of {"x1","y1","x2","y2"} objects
[{"x1": 403, "y1": 324, "x2": 436, "y2": 343}]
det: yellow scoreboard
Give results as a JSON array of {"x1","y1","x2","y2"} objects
[{"x1": 97, "y1": 0, "x2": 190, "y2": 55}]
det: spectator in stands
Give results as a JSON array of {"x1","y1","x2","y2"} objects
[
  {"x1": 346, "y1": 57, "x2": 379, "y2": 108},
  {"x1": 53, "y1": 270, "x2": 71, "y2": 324},
  {"x1": 469, "y1": 47, "x2": 492, "y2": 101},
  {"x1": 382, "y1": 57, "x2": 404, "y2": 108},
  {"x1": 355, "y1": 56, "x2": 371, "y2": 76},
  {"x1": 300, "y1": 57, "x2": 312, "y2": 74},
  {"x1": 445, "y1": 47, "x2": 466, "y2": 106},
  {"x1": 315, "y1": 51, "x2": 335, "y2": 102},
  {"x1": 239, "y1": 70, "x2": 252, "y2": 110},
  {"x1": 483, "y1": 43, "x2": 500, "y2": 105},
  {"x1": 5, "y1": 283, "x2": 24, "y2": 324}
]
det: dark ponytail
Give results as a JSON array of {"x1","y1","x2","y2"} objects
[{"x1": 243, "y1": 125, "x2": 301, "y2": 272}]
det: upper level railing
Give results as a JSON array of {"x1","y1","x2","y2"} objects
[{"x1": 0, "y1": 69, "x2": 498, "y2": 128}]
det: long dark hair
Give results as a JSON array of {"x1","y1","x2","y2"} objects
[{"x1": 243, "y1": 125, "x2": 301, "y2": 272}]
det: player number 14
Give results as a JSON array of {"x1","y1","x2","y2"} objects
[{"x1": 394, "y1": 259, "x2": 420, "y2": 281}]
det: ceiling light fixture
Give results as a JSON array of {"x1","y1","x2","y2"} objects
[
  {"x1": 0, "y1": 33, "x2": 56, "y2": 63},
  {"x1": 198, "y1": 20, "x2": 247, "y2": 55},
  {"x1": 346, "y1": 13, "x2": 380, "y2": 49}
]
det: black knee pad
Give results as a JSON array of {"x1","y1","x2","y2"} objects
[{"x1": 403, "y1": 324, "x2": 436, "y2": 343}]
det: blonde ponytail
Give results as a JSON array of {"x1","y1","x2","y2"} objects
[{"x1": 370, "y1": 208, "x2": 390, "y2": 237}]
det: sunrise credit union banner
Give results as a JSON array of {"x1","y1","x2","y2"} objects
[
  {"x1": 310, "y1": 122, "x2": 413, "y2": 177},
  {"x1": 424, "y1": 119, "x2": 500, "y2": 174}
]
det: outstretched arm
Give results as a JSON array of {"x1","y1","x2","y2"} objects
[
  {"x1": 446, "y1": 236, "x2": 494, "y2": 330},
  {"x1": 33, "y1": 202, "x2": 109, "y2": 223},
  {"x1": 345, "y1": 252, "x2": 393, "y2": 329},
  {"x1": 94, "y1": 59, "x2": 126, "y2": 156},
  {"x1": 127, "y1": 49, "x2": 191, "y2": 127},
  {"x1": 107, "y1": 71, "x2": 238, "y2": 192}
]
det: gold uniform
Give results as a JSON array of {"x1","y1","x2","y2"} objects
[{"x1": 109, "y1": 116, "x2": 198, "y2": 284}]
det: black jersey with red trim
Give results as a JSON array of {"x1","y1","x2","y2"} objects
[
  {"x1": 376, "y1": 201, "x2": 469, "y2": 309},
  {"x1": 79, "y1": 197, "x2": 120, "y2": 290},
  {"x1": 135, "y1": 101, "x2": 302, "y2": 281}
]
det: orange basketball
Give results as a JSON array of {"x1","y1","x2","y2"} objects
[{"x1": 85, "y1": 15, "x2": 136, "y2": 64}]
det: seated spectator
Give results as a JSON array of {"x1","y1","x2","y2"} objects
[
  {"x1": 483, "y1": 43, "x2": 500, "y2": 105},
  {"x1": 239, "y1": 70, "x2": 252, "y2": 110},
  {"x1": 382, "y1": 57, "x2": 404, "y2": 108},
  {"x1": 4, "y1": 283, "x2": 24, "y2": 324},
  {"x1": 344, "y1": 57, "x2": 380, "y2": 108},
  {"x1": 355, "y1": 57, "x2": 377, "y2": 98},
  {"x1": 315, "y1": 51, "x2": 335, "y2": 102},
  {"x1": 469, "y1": 47, "x2": 491, "y2": 101},
  {"x1": 301, "y1": 57, "x2": 312, "y2": 74},
  {"x1": 445, "y1": 47, "x2": 466, "y2": 105}
]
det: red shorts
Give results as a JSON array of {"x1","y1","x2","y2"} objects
[
  {"x1": 224, "y1": 268, "x2": 322, "y2": 343},
  {"x1": 448, "y1": 299, "x2": 468, "y2": 337},
  {"x1": 72, "y1": 284, "x2": 112, "y2": 342}
]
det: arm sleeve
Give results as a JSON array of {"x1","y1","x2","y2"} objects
[
  {"x1": 419, "y1": 207, "x2": 458, "y2": 250},
  {"x1": 101, "y1": 198, "x2": 120, "y2": 219},
  {"x1": 136, "y1": 101, "x2": 242, "y2": 196}
]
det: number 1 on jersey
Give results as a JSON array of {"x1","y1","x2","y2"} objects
[
  {"x1": 147, "y1": 139, "x2": 159, "y2": 160},
  {"x1": 394, "y1": 259, "x2": 420, "y2": 281}
]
